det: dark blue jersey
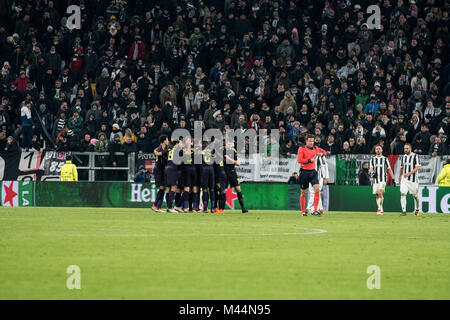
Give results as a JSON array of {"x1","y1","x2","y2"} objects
[
  {"x1": 224, "y1": 147, "x2": 238, "y2": 171},
  {"x1": 166, "y1": 144, "x2": 182, "y2": 169},
  {"x1": 202, "y1": 147, "x2": 215, "y2": 167},
  {"x1": 154, "y1": 145, "x2": 168, "y2": 170}
]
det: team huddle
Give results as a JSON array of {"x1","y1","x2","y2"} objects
[{"x1": 151, "y1": 135, "x2": 247, "y2": 214}]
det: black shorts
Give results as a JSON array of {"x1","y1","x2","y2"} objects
[
  {"x1": 200, "y1": 166, "x2": 215, "y2": 189},
  {"x1": 215, "y1": 168, "x2": 228, "y2": 192},
  {"x1": 165, "y1": 165, "x2": 179, "y2": 186},
  {"x1": 177, "y1": 167, "x2": 184, "y2": 189},
  {"x1": 226, "y1": 168, "x2": 240, "y2": 188},
  {"x1": 183, "y1": 165, "x2": 198, "y2": 188},
  {"x1": 153, "y1": 167, "x2": 165, "y2": 187},
  {"x1": 299, "y1": 170, "x2": 319, "y2": 190}
]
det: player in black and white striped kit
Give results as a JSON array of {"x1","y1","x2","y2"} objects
[
  {"x1": 399, "y1": 143, "x2": 421, "y2": 216},
  {"x1": 307, "y1": 154, "x2": 329, "y2": 214},
  {"x1": 370, "y1": 145, "x2": 394, "y2": 215}
]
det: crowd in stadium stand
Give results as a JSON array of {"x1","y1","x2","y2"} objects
[{"x1": 0, "y1": 0, "x2": 449, "y2": 158}]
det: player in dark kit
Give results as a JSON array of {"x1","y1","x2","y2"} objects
[
  {"x1": 200, "y1": 143, "x2": 215, "y2": 213},
  {"x1": 164, "y1": 138, "x2": 182, "y2": 213},
  {"x1": 181, "y1": 137, "x2": 199, "y2": 213},
  {"x1": 297, "y1": 134, "x2": 327, "y2": 216},
  {"x1": 224, "y1": 140, "x2": 248, "y2": 213},
  {"x1": 174, "y1": 139, "x2": 185, "y2": 212},
  {"x1": 152, "y1": 135, "x2": 169, "y2": 212},
  {"x1": 213, "y1": 142, "x2": 228, "y2": 213}
]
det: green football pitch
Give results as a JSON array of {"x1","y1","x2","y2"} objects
[{"x1": 0, "y1": 207, "x2": 449, "y2": 300}]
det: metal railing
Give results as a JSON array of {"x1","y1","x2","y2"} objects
[{"x1": 72, "y1": 152, "x2": 136, "y2": 182}]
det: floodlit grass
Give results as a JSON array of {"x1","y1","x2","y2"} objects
[{"x1": 0, "y1": 207, "x2": 449, "y2": 299}]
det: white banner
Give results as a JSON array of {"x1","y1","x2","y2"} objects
[
  {"x1": 392, "y1": 155, "x2": 442, "y2": 185},
  {"x1": 236, "y1": 155, "x2": 336, "y2": 183}
]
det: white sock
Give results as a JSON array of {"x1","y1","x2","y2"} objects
[
  {"x1": 401, "y1": 196, "x2": 406, "y2": 212},
  {"x1": 380, "y1": 197, "x2": 384, "y2": 212},
  {"x1": 414, "y1": 196, "x2": 420, "y2": 211},
  {"x1": 376, "y1": 198, "x2": 381, "y2": 210}
]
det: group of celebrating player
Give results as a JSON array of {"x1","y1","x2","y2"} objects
[{"x1": 151, "y1": 135, "x2": 248, "y2": 214}]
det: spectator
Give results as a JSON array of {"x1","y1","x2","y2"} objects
[
  {"x1": 429, "y1": 136, "x2": 448, "y2": 157},
  {"x1": 95, "y1": 132, "x2": 110, "y2": 153},
  {"x1": 4, "y1": 136, "x2": 18, "y2": 152},
  {"x1": 354, "y1": 137, "x2": 370, "y2": 154},
  {"x1": 322, "y1": 135, "x2": 339, "y2": 155},
  {"x1": 68, "y1": 111, "x2": 83, "y2": 134},
  {"x1": 287, "y1": 172, "x2": 300, "y2": 185},
  {"x1": 120, "y1": 135, "x2": 138, "y2": 153},
  {"x1": 20, "y1": 102, "x2": 34, "y2": 150},
  {"x1": 134, "y1": 165, "x2": 151, "y2": 183},
  {"x1": 0, "y1": 0, "x2": 445, "y2": 159},
  {"x1": 437, "y1": 159, "x2": 450, "y2": 187},
  {"x1": 358, "y1": 162, "x2": 371, "y2": 186}
]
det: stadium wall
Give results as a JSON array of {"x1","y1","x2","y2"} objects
[{"x1": 1, "y1": 181, "x2": 449, "y2": 213}]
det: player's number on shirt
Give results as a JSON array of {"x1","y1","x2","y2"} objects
[{"x1": 168, "y1": 150, "x2": 174, "y2": 161}]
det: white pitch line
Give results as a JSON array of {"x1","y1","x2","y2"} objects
[{"x1": 98, "y1": 227, "x2": 328, "y2": 238}]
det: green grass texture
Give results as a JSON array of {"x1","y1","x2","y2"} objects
[{"x1": 0, "y1": 208, "x2": 449, "y2": 300}]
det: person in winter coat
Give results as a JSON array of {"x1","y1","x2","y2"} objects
[
  {"x1": 303, "y1": 80, "x2": 319, "y2": 107},
  {"x1": 45, "y1": 45, "x2": 62, "y2": 75},
  {"x1": 134, "y1": 165, "x2": 151, "y2": 182},
  {"x1": 84, "y1": 47, "x2": 99, "y2": 81},
  {"x1": 68, "y1": 111, "x2": 83, "y2": 134},
  {"x1": 13, "y1": 71, "x2": 30, "y2": 93},
  {"x1": 128, "y1": 35, "x2": 146, "y2": 61},
  {"x1": 4, "y1": 136, "x2": 19, "y2": 152},
  {"x1": 70, "y1": 47, "x2": 84, "y2": 83},
  {"x1": 120, "y1": 135, "x2": 138, "y2": 153},
  {"x1": 358, "y1": 162, "x2": 372, "y2": 185},
  {"x1": 159, "y1": 83, "x2": 177, "y2": 106},
  {"x1": 95, "y1": 132, "x2": 110, "y2": 153},
  {"x1": 437, "y1": 159, "x2": 450, "y2": 187},
  {"x1": 248, "y1": 114, "x2": 263, "y2": 135},
  {"x1": 280, "y1": 91, "x2": 297, "y2": 115}
]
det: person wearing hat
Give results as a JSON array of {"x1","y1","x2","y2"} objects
[
  {"x1": 365, "y1": 94, "x2": 380, "y2": 116},
  {"x1": 13, "y1": 70, "x2": 30, "y2": 93},
  {"x1": 134, "y1": 164, "x2": 151, "y2": 183},
  {"x1": 110, "y1": 123, "x2": 123, "y2": 142},
  {"x1": 94, "y1": 131, "x2": 110, "y2": 152},
  {"x1": 60, "y1": 155, "x2": 78, "y2": 182}
]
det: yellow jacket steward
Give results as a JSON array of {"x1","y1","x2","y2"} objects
[
  {"x1": 60, "y1": 160, "x2": 78, "y2": 181},
  {"x1": 437, "y1": 164, "x2": 450, "y2": 187}
]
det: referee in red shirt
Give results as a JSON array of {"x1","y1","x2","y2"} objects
[{"x1": 297, "y1": 134, "x2": 327, "y2": 216}]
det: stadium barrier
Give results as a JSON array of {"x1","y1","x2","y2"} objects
[
  {"x1": 1, "y1": 181, "x2": 449, "y2": 213},
  {"x1": 1, "y1": 151, "x2": 448, "y2": 185},
  {"x1": 10, "y1": 182, "x2": 289, "y2": 209}
]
